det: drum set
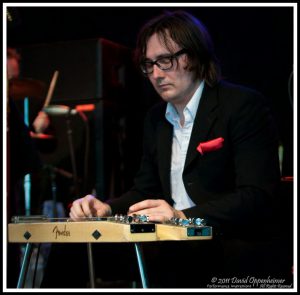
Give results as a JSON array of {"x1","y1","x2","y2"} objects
[
  {"x1": 9, "y1": 72, "x2": 59, "y2": 140},
  {"x1": 8, "y1": 71, "x2": 81, "y2": 218}
]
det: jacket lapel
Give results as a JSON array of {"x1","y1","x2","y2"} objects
[
  {"x1": 157, "y1": 115, "x2": 173, "y2": 196},
  {"x1": 155, "y1": 83, "x2": 219, "y2": 189},
  {"x1": 184, "y1": 83, "x2": 219, "y2": 169}
]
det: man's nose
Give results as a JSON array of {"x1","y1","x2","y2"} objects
[{"x1": 152, "y1": 64, "x2": 164, "y2": 79}]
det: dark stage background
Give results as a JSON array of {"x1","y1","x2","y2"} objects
[{"x1": 7, "y1": 5, "x2": 294, "y2": 212}]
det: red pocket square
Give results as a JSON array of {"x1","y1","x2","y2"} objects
[{"x1": 197, "y1": 137, "x2": 224, "y2": 155}]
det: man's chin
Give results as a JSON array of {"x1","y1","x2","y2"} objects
[
  {"x1": 161, "y1": 96, "x2": 172, "y2": 103},
  {"x1": 159, "y1": 91, "x2": 173, "y2": 102}
]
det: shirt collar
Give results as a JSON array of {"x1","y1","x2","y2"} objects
[{"x1": 165, "y1": 80, "x2": 205, "y2": 124}]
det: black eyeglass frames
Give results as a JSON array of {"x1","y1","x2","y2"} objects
[{"x1": 140, "y1": 49, "x2": 187, "y2": 75}]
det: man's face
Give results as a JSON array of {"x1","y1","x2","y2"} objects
[{"x1": 145, "y1": 33, "x2": 199, "y2": 108}]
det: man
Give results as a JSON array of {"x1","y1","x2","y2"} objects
[
  {"x1": 70, "y1": 10, "x2": 279, "y2": 233},
  {"x1": 7, "y1": 47, "x2": 55, "y2": 288},
  {"x1": 7, "y1": 47, "x2": 51, "y2": 134},
  {"x1": 69, "y1": 10, "x2": 282, "y2": 287},
  {"x1": 7, "y1": 48, "x2": 44, "y2": 288}
]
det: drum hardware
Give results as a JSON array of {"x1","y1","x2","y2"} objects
[
  {"x1": 29, "y1": 131, "x2": 54, "y2": 139},
  {"x1": 9, "y1": 78, "x2": 46, "y2": 101}
]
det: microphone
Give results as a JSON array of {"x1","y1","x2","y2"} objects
[
  {"x1": 43, "y1": 105, "x2": 76, "y2": 116},
  {"x1": 43, "y1": 104, "x2": 95, "y2": 116}
]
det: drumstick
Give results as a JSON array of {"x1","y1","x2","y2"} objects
[{"x1": 43, "y1": 70, "x2": 59, "y2": 108}]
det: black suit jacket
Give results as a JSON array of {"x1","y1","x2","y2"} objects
[{"x1": 109, "y1": 81, "x2": 281, "y2": 236}]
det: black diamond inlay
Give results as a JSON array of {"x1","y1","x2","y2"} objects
[
  {"x1": 92, "y1": 230, "x2": 101, "y2": 240},
  {"x1": 23, "y1": 231, "x2": 31, "y2": 240}
]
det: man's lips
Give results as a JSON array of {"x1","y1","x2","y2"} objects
[{"x1": 157, "y1": 83, "x2": 172, "y2": 89}]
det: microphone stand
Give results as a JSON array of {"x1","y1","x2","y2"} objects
[
  {"x1": 65, "y1": 111, "x2": 79, "y2": 196},
  {"x1": 49, "y1": 165, "x2": 58, "y2": 218},
  {"x1": 77, "y1": 111, "x2": 90, "y2": 194}
]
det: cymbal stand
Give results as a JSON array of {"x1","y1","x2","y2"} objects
[{"x1": 43, "y1": 165, "x2": 58, "y2": 218}]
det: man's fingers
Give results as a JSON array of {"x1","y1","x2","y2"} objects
[
  {"x1": 148, "y1": 215, "x2": 169, "y2": 223},
  {"x1": 81, "y1": 199, "x2": 93, "y2": 217},
  {"x1": 70, "y1": 200, "x2": 84, "y2": 217},
  {"x1": 69, "y1": 209, "x2": 81, "y2": 221},
  {"x1": 128, "y1": 199, "x2": 161, "y2": 213},
  {"x1": 128, "y1": 209, "x2": 149, "y2": 216},
  {"x1": 69, "y1": 195, "x2": 96, "y2": 219}
]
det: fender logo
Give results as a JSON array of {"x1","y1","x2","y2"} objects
[{"x1": 52, "y1": 225, "x2": 71, "y2": 239}]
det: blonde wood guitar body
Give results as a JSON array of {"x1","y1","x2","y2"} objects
[{"x1": 8, "y1": 217, "x2": 212, "y2": 243}]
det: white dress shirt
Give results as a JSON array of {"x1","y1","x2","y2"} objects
[{"x1": 165, "y1": 81, "x2": 205, "y2": 210}]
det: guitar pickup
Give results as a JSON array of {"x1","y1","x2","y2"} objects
[
  {"x1": 187, "y1": 226, "x2": 212, "y2": 237},
  {"x1": 130, "y1": 223, "x2": 156, "y2": 234}
]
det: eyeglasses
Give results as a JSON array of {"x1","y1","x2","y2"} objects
[{"x1": 140, "y1": 49, "x2": 186, "y2": 75}]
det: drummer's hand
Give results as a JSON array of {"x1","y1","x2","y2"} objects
[
  {"x1": 33, "y1": 111, "x2": 50, "y2": 133},
  {"x1": 127, "y1": 199, "x2": 186, "y2": 223},
  {"x1": 69, "y1": 195, "x2": 112, "y2": 221}
]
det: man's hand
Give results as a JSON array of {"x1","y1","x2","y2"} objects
[
  {"x1": 33, "y1": 111, "x2": 50, "y2": 134},
  {"x1": 127, "y1": 199, "x2": 186, "y2": 223},
  {"x1": 69, "y1": 195, "x2": 112, "y2": 221}
]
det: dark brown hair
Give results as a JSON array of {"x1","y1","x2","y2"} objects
[{"x1": 135, "y1": 10, "x2": 221, "y2": 86}]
